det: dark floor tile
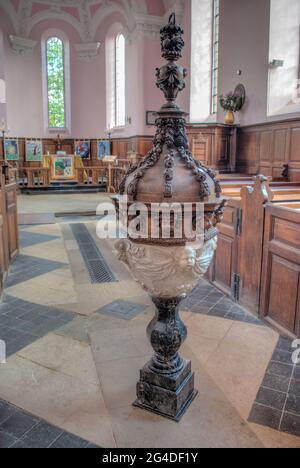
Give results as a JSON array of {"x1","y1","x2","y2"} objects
[
  {"x1": 10, "y1": 439, "x2": 31, "y2": 448},
  {"x1": 0, "y1": 411, "x2": 39, "y2": 439},
  {"x1": 97, "y1": 300, "x2": 148, "y2": 321},
  {"x1": 242, "y1": 314, "x2": 263, "y2": 325},
  {"x1": 190, "y1": 303, "x2": 212, "y2": 314},
  {"x1": 208, "y1": 307, "x2": 227, "y2": 318},
  {"x1": 211, "y1": 299, "x2": 233, "y2": 313},
  {"x1": 17, "y1": 310, "x2": 41, "y2": 322},
  {"x1": 277, "y1": 336, "x2": 293, "y2": 352},
  {"x1": 0, "y1": 401, "x2": 17, "y2": 425},
  {"x1": 6, "y1": 332, "x2": 37, "y2": 357},
  {"x1": 0, "y1": 326, "x2": 22, "y2": 342},
  {"x1": 49, "y1": 432, "x2": 89, "y2": 448},
  {"x1": 225, "y1": 309, "x2": 246, "y2": 321},
  {"x1": 5, "y1": 255, "x2": 67, "y2": 288},
  {"x1": 255, "y1": 387, "x2": 286, "y2": 411},
  {"x1": 4, "y1": 308, "x2": 30, "y2": 320},
  {"x1": 248, "y1": 403, "x2": 281, "y2": 430},
  {"x1": 44, "y1": 309, "x2": 75, "y2": 322},
  {"x1": 261, "y1": 373, "x2": 290, "y2": 393},
  {"x1": 272, "y1": 349, "x2": 294, "y2": 365},
  {"x1": 226, "y1": 305, "x2": 246, "y2": 317},
  {"x1": 285, "y1": 394, "x2": 300, "y2": 416},
  {"x1": 202, "y1": 297, "x2": 222, "y2": 307},
  {"x1": 0, "y1": 429, "x2": 18, "y2": 448},
  {"x1": 21, "y1": 421, "x2": 63, "y2": 448},
  {"x1": 280, "y1": 412, "x2": 300, "y2": 437},
  {"x1": 19, "y1": 231, "x2": 59, "y2": 248},
  {"x1": 8, "y1": 318, "x2": 34, "y2": 333},
  {"x1": 294, "y1": 367, "x2": 300, "y2": 380},
  {"x1": 289, "y1": 379, "x2": 300, "y2": 396},
  {"x1": 0, "y1": 316, "x2": 23, "y2": 328},
  {"x1": 0, "y1": 303, "x2": 14, "y2": 314},
  {"x1": 33, "y1": 318, "x2": 67, "y2": 336},
  {"x1": 267, "y1": 361, "x2": 294, "y2": 379}
]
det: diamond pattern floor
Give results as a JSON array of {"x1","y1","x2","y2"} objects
[
  {"x1": 0, "y1": 399, "x2": 99, "y2": 448},
  {"x1": 5, "y1": 255, "x2": 67, "y2": 288}
]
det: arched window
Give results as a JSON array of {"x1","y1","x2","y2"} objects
[
  {"x1": 115, "y1": 34, "x2": 125, "y2": 127},
  {"x1": 46, "y1": 37, "x2": 65, "y2": 128},
  {"x1": 42, "y1": 31, "x2": 70, "y2": 133},
  {"x1": 190, "y1": 0, "x2": 219, "y2": 121},
  {"x1": 211, "y1": 0, "x2": 220, "y2": 114},
  {"x1": 106, "y1": 30, "x2": 126, "y2": 129}
]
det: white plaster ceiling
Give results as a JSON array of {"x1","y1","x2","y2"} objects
[{"x1": 0, "y1": 0, "x2": 186, "y2": 42}]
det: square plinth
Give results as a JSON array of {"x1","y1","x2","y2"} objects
[{"x1": 133, "y1": 359, "x2": 198, "y2": 422}]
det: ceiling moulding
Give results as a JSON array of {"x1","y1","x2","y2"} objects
[
  {"x1": 133, "y1": 13, "x2": 164, "y2": 38},
  {"x1": 74, "y1": 42, "x2": 101, "y2": 61},
  {"x1": 9, "y1": 35, "x2": 37, "y2": 55}
]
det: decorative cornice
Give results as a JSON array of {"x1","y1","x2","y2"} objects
[
  {"x1": 74, "y1": 41, "x2": 101, "y2": 61},
  {"x1": 132, "y1": 13, "x2": 164, "y2": 39},
  {"x1": 9, "y1": 35, "x2": 37, "y2": 55},
  {"x1": 0, "y1": 1, "x2": 184, "y2": 42}
]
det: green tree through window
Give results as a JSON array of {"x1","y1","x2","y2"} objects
[{"x1": 46, "y1": 37, "x2": 65, "y2": 128}]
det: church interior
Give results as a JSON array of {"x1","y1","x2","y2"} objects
[{"x1": 0, "y1": 0, "x2": 300, "y2": 450}]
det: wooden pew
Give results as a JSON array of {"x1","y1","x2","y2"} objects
[
  {"x1": 260, "y1": 201, "x2": 300, "y2": 337},
  {"x1": 18, "y1": 167, "x2": 50, "y2": 188},
  {"x1": 210, "y1": 175, "x2": 300, "y2": 337},
  {"x1": 0, "y1": 175, "x2": 19, "y2": 298}
]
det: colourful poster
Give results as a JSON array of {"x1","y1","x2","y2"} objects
[
  {"x1": 97, "y1": 140, "x2": 111, "y2": 160},
  {"x1": 51, "y1": 155, "x2": 75, "y2": 180},
  {"x1": 26, "y1": 140, "x2": 43, "y2": 162},
  {"x1": 74, "y1": 140, "x2": 90, "y2": 159},
  {"x1": 4, "y1": 139, "x2": 19, "y2": 161}
]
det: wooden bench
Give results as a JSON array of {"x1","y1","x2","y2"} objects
[
  {"x1": 0, "y1": 175, "x2": 19, "y2": 297},
  {"x1": 210, "y1": 175, "x2": 300, "y2": 337}
]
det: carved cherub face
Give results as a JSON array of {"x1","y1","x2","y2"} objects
[{"x1": 175, "y1": 247, "x2": 196, "y2": 271}]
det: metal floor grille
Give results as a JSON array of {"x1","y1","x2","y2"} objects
[{"x1": 70, "y1": 224, "x2": 117, "y2": 284}]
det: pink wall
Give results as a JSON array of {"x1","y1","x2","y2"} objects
[
  {"x1": 218, "y1": 0, "x2": 300, "y2": 125},
  {"x1": 4, "y1": 0, "x2": 294, "y2": 138},
  {"x1": 0, "y1": 29, "x2": 6, "y2": 125},
  {"x1": 0, "y1": 1, "x2": 192, "y2": 139},
  {"x1": 143, "y1": 0, "x2": 192, "y2": 136}
]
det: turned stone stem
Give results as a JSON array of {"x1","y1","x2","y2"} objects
[{"x1": 147, "y1": 296, "x2": 187, "y2": 376}]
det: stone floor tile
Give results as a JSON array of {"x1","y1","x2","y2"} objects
[
  {"x1": 0, "y1": 410, "x2": 39, "y2": 439},
  {"x1": 0, "y1": 429, "x2": 18, "y2": 448}
]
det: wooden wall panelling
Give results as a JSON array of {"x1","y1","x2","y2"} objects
[
  {"x1": 237, "y1": 176, "x2": 273, "y2": 313},
  {"x1": 289, "y1": 123, "x2": 300, "y2": 182},
  {"x1": 5, "y1": 182, "x2": 19, "y2": 262},
  {"x1": 187, "y1": 124, "x2": 237, "y2": 172},
  {"x1": 259, "y1": 130, "x2": 273, "y2": 176},
  {"x1": 209, "y1": 199, "x2": 240, "y2": 297},
  {"x1": 0, "y1": 176, "x2": 9, "y2": 281},
  {"x1": 238, "y1": 118, "x2": 300, "y2": 181},
  {"x1": 260, "y1": 204, "x2": 300, "y2": 336},
  {"x1": 191, "y1": 136, "x2": 210, "y2": 165},
  {"x1": 237, "y1": 130, "x2": 259, "y2": 174}
]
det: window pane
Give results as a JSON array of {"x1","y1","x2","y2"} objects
[
  {"x1": 115, "y1": 34, "x2": 125, "y2": 127},
  {"x1": 46, "y1": 37, "x2": 65, "y2": 128},
  {"x1": 211, "y1": 0, "x2": 219, "y2": 114}
]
